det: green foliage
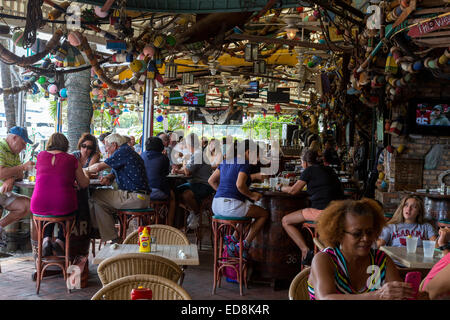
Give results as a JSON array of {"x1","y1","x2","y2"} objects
[
  {"x1": 153, "y1": 114, "x2": 185, "y2": 135},
  {"x1": 242, "y1": 115, "x2": 296, "y2": 139},
  {"x1": 92, "y1": 109, "x2": 112, "y2": 133}
]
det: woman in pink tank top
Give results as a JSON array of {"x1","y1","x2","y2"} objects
[
  {"x1": 31, "y1": 133, "x2": 89, "y2": 256},
  {"x1": 421, "y1": 227, "x2": 450, "y2": 299}
]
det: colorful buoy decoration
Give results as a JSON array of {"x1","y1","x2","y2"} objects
[{"x1": 59, "y1": 88, "x2": 67, "y2": 98}]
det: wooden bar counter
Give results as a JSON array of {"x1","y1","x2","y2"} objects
[{"x1": 248, "y1": 188, "x2": 310, "y2": 286}]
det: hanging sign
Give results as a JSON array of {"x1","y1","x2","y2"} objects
[{"x1": 407, "y1": 12, "x2": 450, "y2": 38}]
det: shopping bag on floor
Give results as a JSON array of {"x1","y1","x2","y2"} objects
[{"x1": 222, "y1": 246, "x2": 238, "y2": 283}]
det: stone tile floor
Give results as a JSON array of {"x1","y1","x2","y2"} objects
[{"x1": 0, "y1": 232, "x2": 290, "y2": 300}]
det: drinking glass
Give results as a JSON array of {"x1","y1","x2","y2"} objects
[
  {"x1": 422, "y1": 240, "x2": 435, "y2": 258},
  {"x1": 406, "y1": 236, "x2": 418, "y2": 254},
  {"x1": 151, "y1": 236, "x2": 157, "y2": 252},
  {"x1": 28, "y1": 167, "x2": 36, "y2": 182},
  {"x1": 269, "y1": 178, "x2": 278, "y2": 190}
]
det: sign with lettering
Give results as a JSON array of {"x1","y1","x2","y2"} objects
[{"x1": 407, "y1": 12, "x2": 450, "y2": 38}]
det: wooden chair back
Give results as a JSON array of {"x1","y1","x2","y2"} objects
[
  {"x1": 97, "y1": 253, "x2": 183, "y2": 286},
  {"x1": 288, "y1": 267, "x2": 311, "y2": 300},
  {"x1": 91, "y1": 274, "x2": 191, "y2": 300}
]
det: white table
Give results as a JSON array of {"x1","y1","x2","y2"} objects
[
  {"x1": 92, "y1": 243, "x2": 199, "y2": 266},
  {"x1": 380, "y1": 246, "x2": 444, "y2": 269}
]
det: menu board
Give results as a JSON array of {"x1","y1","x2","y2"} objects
[{"x1": 394, "y1": 158, "x2": 424, "y2": 191}]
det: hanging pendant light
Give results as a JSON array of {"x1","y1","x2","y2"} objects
[
  {"x1": 164, "y1": 60, "x2": 177, "y2": 78},
  {"x1": 245, "y1": 43, "x2": 259, "y2": 62},
  {"x1": 253, "y1": 60, "x2": 267, "y2": 75},
  {"x1": 182, "y1": 72, "x2": 194, "y2": 85}
]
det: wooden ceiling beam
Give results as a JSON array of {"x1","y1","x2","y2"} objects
[{"x1": 227, "y1": 34, "x2": 353, "y2": 53}]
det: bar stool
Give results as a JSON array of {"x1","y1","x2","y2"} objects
[
  {"x1": 32, "y1": 213, "x2": 76, "y2": 294},
  {"x1": 212, "y1": 215, "x2": 252, "y2": 296},
  {"x1": 117, "y1": 207, "x2": 156, "y2": 241},
  {"x1": 149, "y1": 199, "x2": 169, "y2": 225}
]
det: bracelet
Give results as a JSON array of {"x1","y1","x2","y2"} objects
[{"x1": 437, "y1": 242, "x2": 450, "y2": 251}]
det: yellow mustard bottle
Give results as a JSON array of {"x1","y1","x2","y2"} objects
[{"x1": 139, "y1": 227, "x2": 151, "y2": 253}]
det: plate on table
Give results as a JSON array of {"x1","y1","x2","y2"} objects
[{"x1": 250, "y1": 183, "x2": 269, "y2": 190}]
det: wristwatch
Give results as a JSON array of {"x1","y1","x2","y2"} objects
[{"x1": 437, "y1": 242, "x2": 450, "y2": 251}]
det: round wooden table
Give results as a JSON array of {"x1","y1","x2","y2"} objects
[{"x1": 248, "y1": 188, "x2": 310, "y2": 287}]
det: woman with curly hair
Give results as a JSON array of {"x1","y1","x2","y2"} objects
[{"x1": 307, "y1": 198, "x2": 415, "y2": 300}]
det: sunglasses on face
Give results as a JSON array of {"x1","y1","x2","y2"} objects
[
  {"x1": 343, "y1": 229, "x2": 375, "y2": 240},
  {"x1": 81, "y1": 144, "x2": 94, "y2": 150}
]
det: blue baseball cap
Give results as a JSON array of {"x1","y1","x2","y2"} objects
[{"x1": 8, "y1": 126, "x2": 32, "y2": 144}]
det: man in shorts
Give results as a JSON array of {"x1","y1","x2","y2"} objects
[{"x1": 0, "y1": 126, "x2": 35, "y2": 247}]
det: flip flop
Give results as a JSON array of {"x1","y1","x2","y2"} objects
[
  {"x1": 52, "y1": 241, "x2": 65, "y2": 257},
  {"x1": 42, "y1": 240, "x2": 52, "y2": 257},
  {"x1": 301, "y1": 249, "x2": 314, "y2": 266}
]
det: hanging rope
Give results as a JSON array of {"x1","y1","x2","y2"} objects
[
  {"x1": 0, "y1": 29, "x2": 63, "y2": 66},
  {"x1": 0, "y1": 76, "x2": 37, "y2": 96},
  {"x1": 23, "y1": 0, "x2": 45, "y2": 48}
]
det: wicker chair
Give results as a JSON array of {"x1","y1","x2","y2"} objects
[
  {"x1": 313, "y1": 237, "x2": 326, "y2": 251},
  {"x1": 97, "y1": 253, "x2": 183, "y2": 286},
  {"x1": 91, "y1": 274, "x2": 192, "y2": 300},
  {"x1": 288, "y1": 267, "x2": 311, "y2": 300},
  {"x1": 123, "y1": 224, "x2": 189, "y2": 245}
]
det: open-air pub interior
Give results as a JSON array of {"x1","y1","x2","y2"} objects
[{"x1": 0, "y1": 0, "x2": 449, "y2": 304}]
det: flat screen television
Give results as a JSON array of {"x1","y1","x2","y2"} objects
[
  {"x1": 169, "y1": 91, "x2": 206, "y2": 106},
  {"x1": 267, "y1": 88, "x2": 290, "y2": 103},
  {"x1": 407, "y1": 98, "x2": 450, "y2": 136},
  {"x1": 243, "y1": 81, "x2": 259, "y2": 98},
  {"x1": 188, "y1": 106, "x2": 243, "y2": 125}
]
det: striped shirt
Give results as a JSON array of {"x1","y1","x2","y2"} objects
[
  {"x1": 307, "y1": 246, "x2": 388, "y2": 300},
  {"x1": 0, "y1": 138, "x2": 21, "y2": 187}
]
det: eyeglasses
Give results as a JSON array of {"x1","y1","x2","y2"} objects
[
  {"x1": 343, "y1": 229, "x2": 375, "y2": 240},
  {"x1": 81, "y1": 144, "x2": 94, "y2": 150}
]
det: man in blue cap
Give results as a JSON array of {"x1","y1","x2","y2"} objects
[{"x1": 0, "y1": 126, "x2": 35, "y2": 247}]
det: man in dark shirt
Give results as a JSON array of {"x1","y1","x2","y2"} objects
[{"x1": 85, "y1": 133, "x2": 150, "y2": 243}]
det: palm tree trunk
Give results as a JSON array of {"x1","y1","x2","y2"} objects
[
  {"x1": 65, "y1": 69, "x2": 92, "y2": 152},
  {"x1": 0, "y1": 39, "x2": 16, "y2": 130}
]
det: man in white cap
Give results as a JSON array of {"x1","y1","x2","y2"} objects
[{"x1": 0, "y1": 126, "x2": 35, "y2": 247}]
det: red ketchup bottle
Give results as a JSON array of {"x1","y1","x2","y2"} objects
[{"x1": 131, "y1": 286, "x2": 153, "y2": 300}]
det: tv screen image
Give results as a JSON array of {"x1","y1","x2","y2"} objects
[
  {"x1": 407, "y1": 99, "x2": 450, "y2": 136},
  {"x1": 188, "y1": 105, "x2": 243, "y2": 125},
  {"x1": 169, "y1": 91, "x2": 206, "y2": 106},
  {"x1": 415, "y1": 103, "x2": 450, "y2": 126},
  {"x1": 243, "y1": 81, "x2": 259, "y2": 98}
]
